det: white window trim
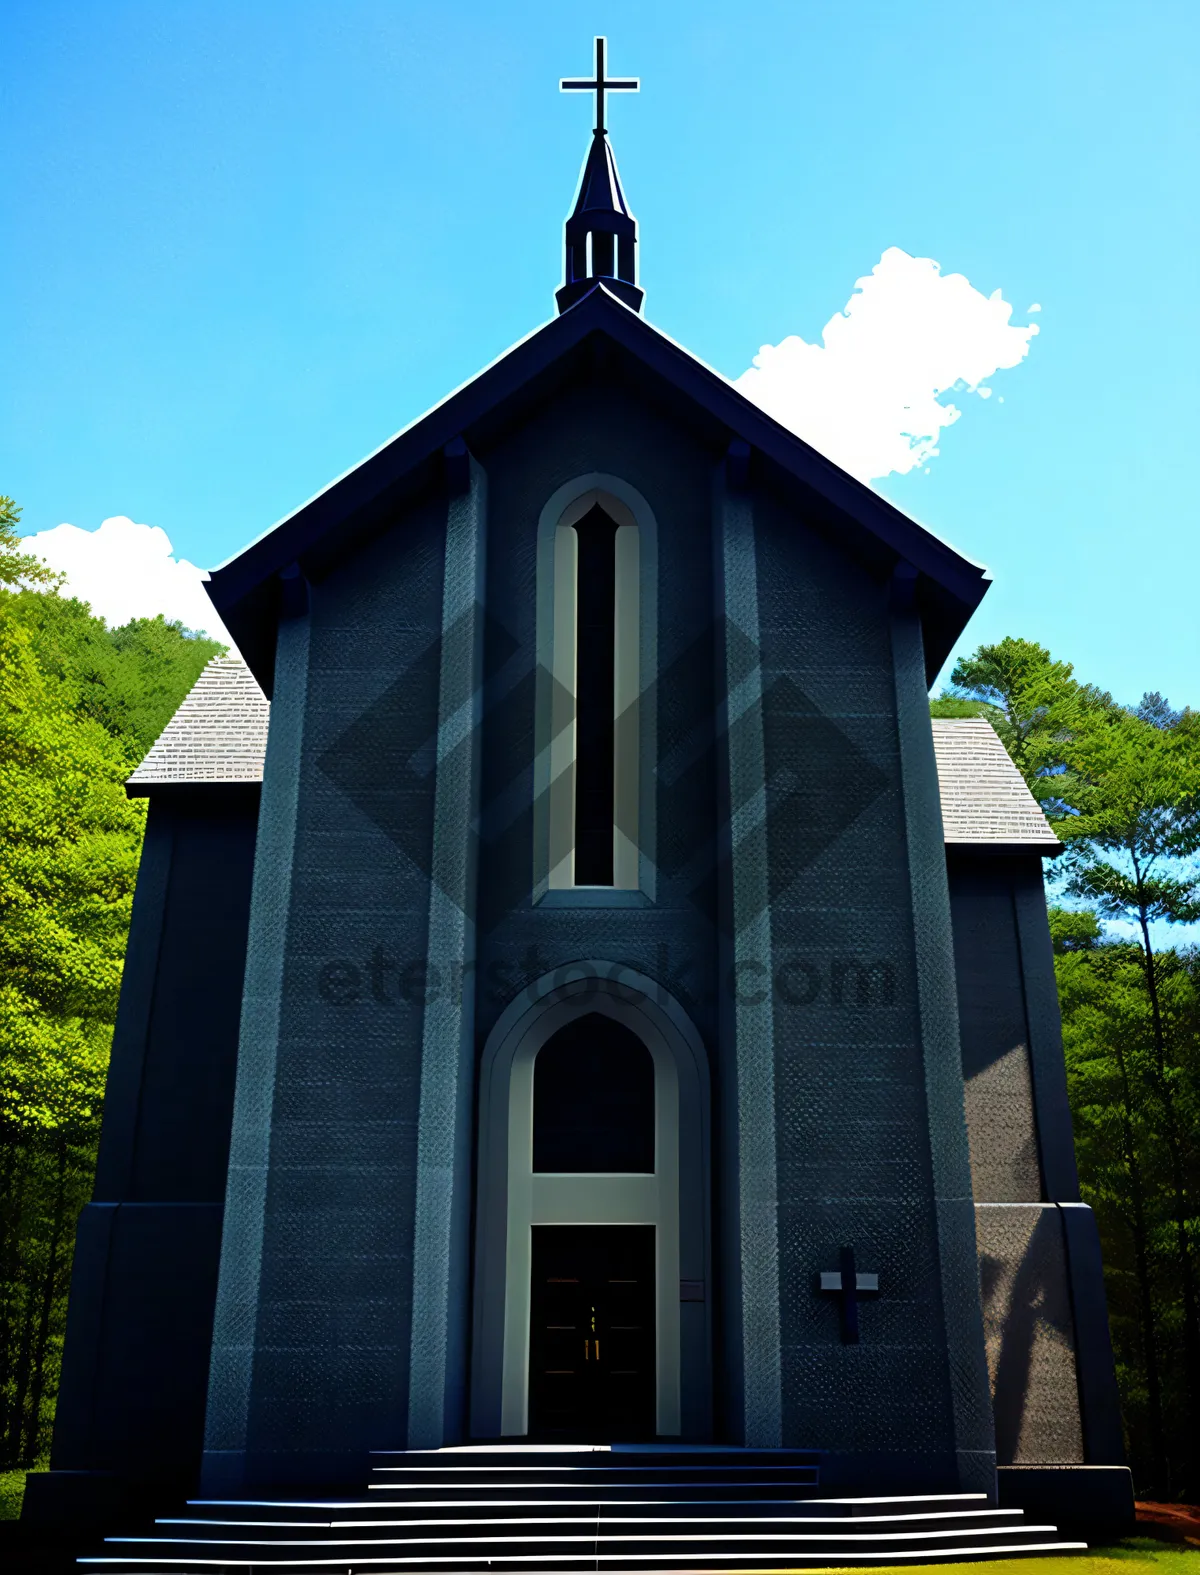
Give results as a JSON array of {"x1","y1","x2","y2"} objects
[{"x1": 534, "y1": 476, "x2": 657, "y2": 901}]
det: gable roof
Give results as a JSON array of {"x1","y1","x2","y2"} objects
[
  {"x1": 205, "y1": 286, "x2": 990, "y2": 694},
  {"x1": 932, "y1": 717, "x2": 1060, "y2": 854},
  {"x1": 127, "y1": 657, "x2": 269, "y2": 791},
  {"x1": 130, "y1": 661, "x2": 1060, "y2": 858}
]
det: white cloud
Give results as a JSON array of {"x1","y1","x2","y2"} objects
[
  {"x1": 23, "y1": 516, "x2": 232, "y2": 644},
  {"x1": 733, "y1": 246, "x2": 1039, "y2": 483}
]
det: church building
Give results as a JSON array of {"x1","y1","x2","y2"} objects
[{"x1": 32, "y1": 39, "x2": 1131, "y2": 1544}]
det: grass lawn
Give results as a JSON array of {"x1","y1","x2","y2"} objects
[{"x1": 735, "y1": 1549, "x2": 1200, "y2": 1573}]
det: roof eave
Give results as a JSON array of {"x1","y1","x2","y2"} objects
[
  {"x1": 125, "y1": 778, "x2": 263, "y2": 802},
  {"x1": 208, "y1": 286, "x2": 990, "y2": 692},
  {"x1": 945, "y1": 838, "x2": 1064, "y2": 860}
]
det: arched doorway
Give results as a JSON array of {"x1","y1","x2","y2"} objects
[
  {"x1": 470, "y1": 965, "x2": 711, "y2": 1440},
  {"x1": 529, "y1": 1015, "x2": 657, "y2": 1439}
]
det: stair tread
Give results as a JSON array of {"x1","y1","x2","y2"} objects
[
  {"x1": 77, "y1": 1448, "x2": 1091, "y2": 1571},
  {"x1": 80, "y1": 1545, "x2": 1092, "y2": 1568},
  {"x1": 109, "y1": 1528, "x2": 1065, "y2": 1547},
  {"x1": 161, "y1": 1508, "x2": 1026, "y2": 1525}
]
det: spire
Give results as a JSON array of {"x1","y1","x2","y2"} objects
[{"x1": 557, "y1": 38, "x2": 643, "y2": 315}]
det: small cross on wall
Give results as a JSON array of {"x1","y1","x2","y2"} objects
[{"x1": 818, "y1": 1246, "x2": 879, "y2": 1344}]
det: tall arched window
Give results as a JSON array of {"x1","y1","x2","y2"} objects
[
  {"x1": 574, "y1": 504, "x2": 618, "y2": 883},
  {"x1": 548, "y1": 490, "x2": 640, "y2": 889}
]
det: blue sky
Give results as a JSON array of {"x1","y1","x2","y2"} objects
[{"x1": 3, "y1": 0, "x2": 1198, "y2": 711}]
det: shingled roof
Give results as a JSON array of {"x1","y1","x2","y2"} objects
[
  {"x1": 129, "y1": 659, "x2": 1061, "y2": 854},
  {"x1": 932, "y1": 717, "x2": 1060, "y2": 853},
  {"x1": 126, "y1": 657, "x2": 270, "y2": 794}
]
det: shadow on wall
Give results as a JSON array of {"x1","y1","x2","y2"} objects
[{"x1": 980, "y1": 1208, "x2": 1082, "y2": 1466}]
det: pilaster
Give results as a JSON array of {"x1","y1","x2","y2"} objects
[
  {"x1": 890, "y1": 566, "x2": 996, "y2": 1494},
  {"x1": 406, "y1": 455, "x2": 487, "y2": 1446},
  {"x1": 201, "y1": 602, "x2": 311, "y2": 1493},
  {"x1": 712, "y1": 452, "x2": 782, "y2": 1447}
]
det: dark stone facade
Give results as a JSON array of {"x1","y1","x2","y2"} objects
[
  {"x1": 948, "y1": 853, "x2": 1125, "y2": 1483},
  {"x1": 27, "y1": 790, "x2": 257, "y2": 1517},
  {"x1": 31, "y1": 295, "x2": 1130, "y2": 1530}
]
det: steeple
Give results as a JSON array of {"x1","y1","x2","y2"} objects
[{"x1": 557, "y1": 38, "x2": 643, "y2": 315}]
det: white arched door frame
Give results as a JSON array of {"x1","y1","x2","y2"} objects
[{"x1": 469, "y1": 963, "x2": 711, "y2": 1440}]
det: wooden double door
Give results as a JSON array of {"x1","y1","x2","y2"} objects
[{"x1": 529, "y1": 1225, "x2": 656, "y2": 1440}]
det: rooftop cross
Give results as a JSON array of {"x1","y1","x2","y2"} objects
[{"x1": 560, "y1": 36, "x2": 638, "y2": 137}]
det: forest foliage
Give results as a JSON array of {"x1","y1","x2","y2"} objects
[
  {"x1": 0, "y1": 497, "x2": 223, "y2": 1468},
  {"x1": 0, "y1": 498, "x2": 1198, "y2": 1499}
]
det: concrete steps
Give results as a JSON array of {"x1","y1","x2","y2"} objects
[{"x1": 79, "y1": 1444, "x2": 1088, "y2": 1570}]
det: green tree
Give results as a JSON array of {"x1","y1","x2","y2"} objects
[
  {"x1": 1059, "y1": 702, "x2": 1200, "y2": 1481},
  {"x1": 0, "y1": 498, "x2": 60, "y2": 591},
  {"x1": 0, "y1": 607, "x2": 146, "y2": 1462},
  {"x1": 1047, "y1": 906, "x2": 1102, "y2": 952},
  {"x1": 1055, "y1": 923, "x2": 1200, "y2": 1495},
  {"x1": 0, "y1": 612, "x2": 142, "y2": 1129},
  {"x1": 4, "y1": 587, "x2": 223, "y2": 759},
  {"x1": 0, "y1": 504, "x2": 225, "y2": 1467},
  {"x1": 942, "y1": 635, "x2": 1103, "y2": 793},
  {"x1": 1054, "y1": 924, "x2": 1168, "y2": 1485}
]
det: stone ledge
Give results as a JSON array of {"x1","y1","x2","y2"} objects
[{"x1": 998, "y1": 1463, "x2": 1135, "y2": 1536}]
